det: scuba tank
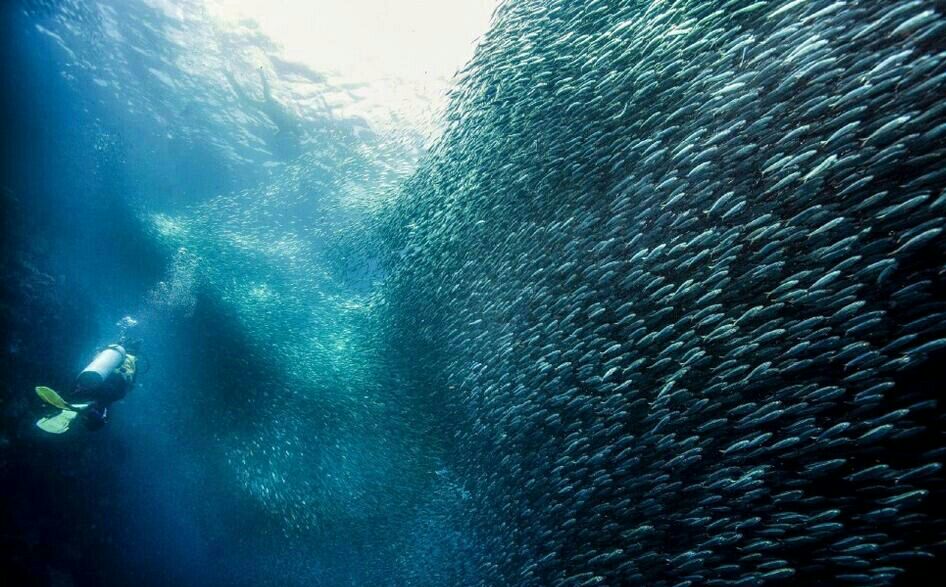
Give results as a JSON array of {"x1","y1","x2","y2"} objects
[{"x1": 76, "y1": 344, "x2": 126, "y2": 388}]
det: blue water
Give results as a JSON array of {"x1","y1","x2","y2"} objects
[
  {"x1": 2, "y1": 1, "x2": 445, "y2": 584},
  {"x1": 3, "y1": 1, "x2": 946, "y2": 586}
]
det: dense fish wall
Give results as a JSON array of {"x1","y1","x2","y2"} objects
[{"x1": 381, "y1": 0, "x2": 946, "y2": 585}]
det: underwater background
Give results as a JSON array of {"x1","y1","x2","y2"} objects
[{"x1": 2, "y1": 0, "x2": 946, "y2": 585}]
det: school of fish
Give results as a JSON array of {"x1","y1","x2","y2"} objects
[{"x1": 378, "y1": 0, "x2": 946, "y2": 585}]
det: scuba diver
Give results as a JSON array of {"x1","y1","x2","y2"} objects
[
  {"x1": 35, "y1": 337, "x2": 142, "y2": 434},
  {"x1": 223, "y1": 66, "x2": 304, "y2": 160}
]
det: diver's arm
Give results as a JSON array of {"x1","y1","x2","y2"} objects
[
  {"x1": 225, "y1": 68, "x2": 252, "y2": 103},
  {"x1": 259, "y1": 68, "x2": 272, "y2": 102}
]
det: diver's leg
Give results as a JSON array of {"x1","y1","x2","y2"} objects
[{"x1": 80, "y1": 401, "x2": 108, "y2": 430}]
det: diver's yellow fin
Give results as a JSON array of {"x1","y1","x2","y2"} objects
[
  {"x1": 36, "y1": 386, "x2": 75, "y2": 411},
  {"x1": 37, "y1": 410, "x2": 79, "y2": 434}
]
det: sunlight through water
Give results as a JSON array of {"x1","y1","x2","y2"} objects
[{"x1": 201, "y1": 0, "x2": 498, "y2": 134}]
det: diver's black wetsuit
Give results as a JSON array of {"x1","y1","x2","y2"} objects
[{"x1": 73, "y1": 364, "x2": 135, "y2": 430}]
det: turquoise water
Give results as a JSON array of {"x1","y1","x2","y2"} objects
[{"x1": 2, "y1": 1, "x2": 946, "y2": 586}]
